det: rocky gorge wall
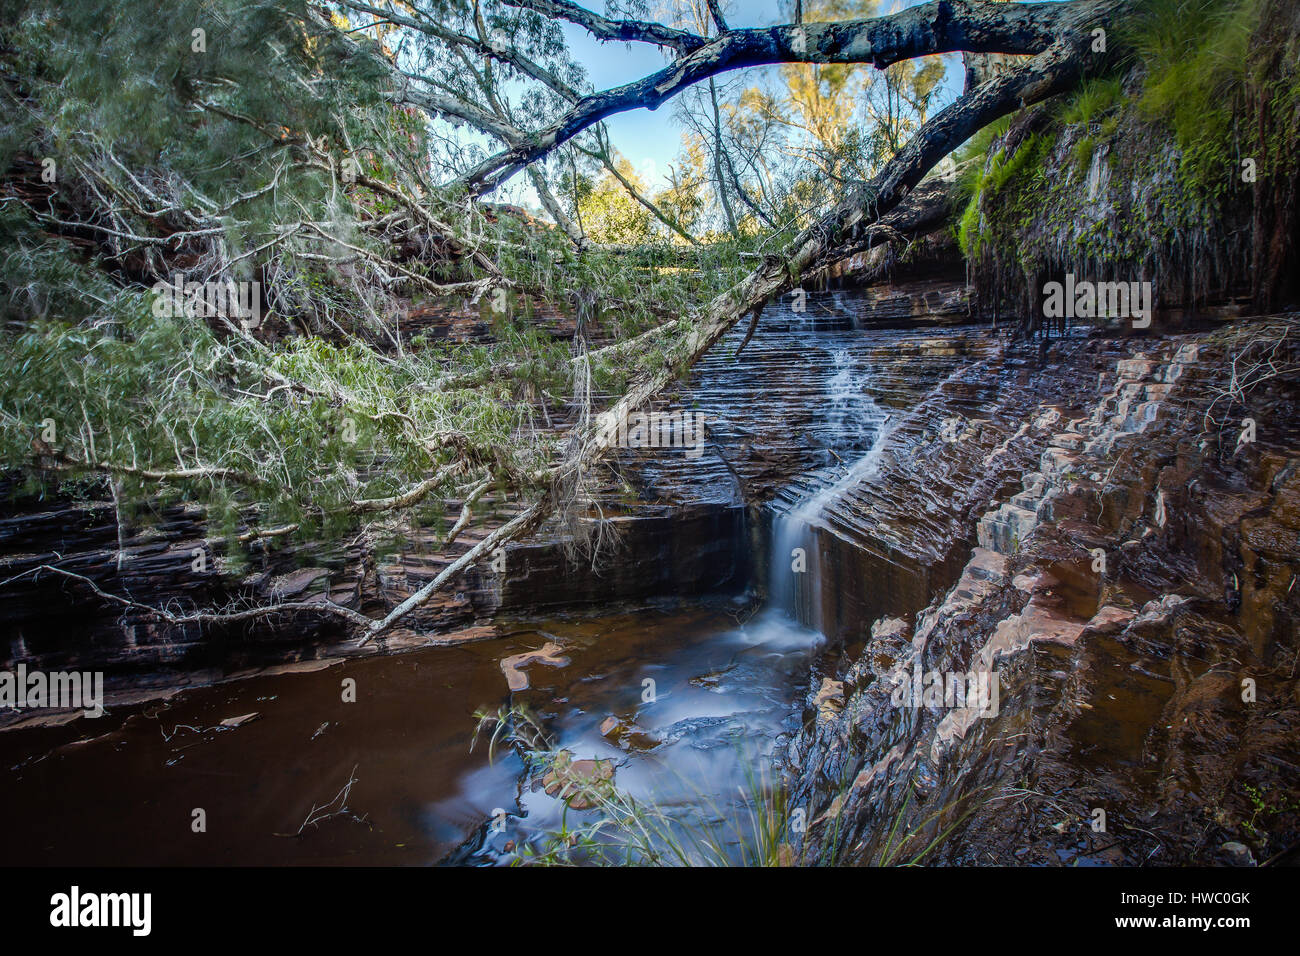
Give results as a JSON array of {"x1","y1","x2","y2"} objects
[
  {"x1": 785, "y1": 323, "x2": 1300, "y2": 866},
  {"x1": 0, "y1": 268, "x2": 1036, "y2": 678},
  {"x1": 761, "y1": 332, "x2": 1135, "y2": 641},
  {"x1": 955, "y1": 0, "x2": 1300, "y2": 328},
  {"x1": 1, "y1": 290, "x2": 975, "y2": 677}
]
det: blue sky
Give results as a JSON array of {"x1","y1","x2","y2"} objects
[{"x1": 526, "y1": 0, "x2": 965, "y2": 197}]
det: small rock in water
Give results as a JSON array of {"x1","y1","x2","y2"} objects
[
  {"x1": 500, "y1": 641, "x2": 570, "y2": 692},
  {"x1": 219, "y1": 712, "x2": 260, "y2": 728},
  {"x1": 541, "y1": 751, "x2": 615, "y2": 810},
  {"x1": 1220, "y1": 842, "x2": 1256, "y2": 866}
]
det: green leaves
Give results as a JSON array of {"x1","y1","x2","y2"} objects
[{"x1": 0, "y1": 0, "x2": 769, "y2": 575}]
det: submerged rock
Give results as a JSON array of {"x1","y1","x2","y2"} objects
[
  {"x1": 540, "y1": 752, "x2": 616, "y2": 810},
  {"x1": 499, "y1": 641, "x2": 569, "y2": 692}
]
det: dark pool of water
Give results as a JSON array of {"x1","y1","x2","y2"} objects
[{"x1": 0, "y1": 597, "x2": 828, "y2": 865}]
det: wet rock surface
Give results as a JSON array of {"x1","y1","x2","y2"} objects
[
  {"x1": 0, "y1": 293, "x2": 1032, "y2": 675},
  {"x1": 3, "y1": 290, "x2": 1297, "y2": 867},
  {"x1": 787, "y1": 330, "x2": 1300, "y2": 866},
  {"x1": 766, "y1": 329, "x2": 1130, "y2": 640}
]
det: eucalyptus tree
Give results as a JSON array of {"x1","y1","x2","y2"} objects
[{"x1": 0, "y1": 0, "x2": 1119, "y2": 642}]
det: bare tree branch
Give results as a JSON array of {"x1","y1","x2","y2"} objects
[
  {"x1": 348, "y1": 25, "x2": 1109, "y2": 642},
  {"x1": 705, "y1": 0, "x2": 730, "y2": 35},
  {"x1": 501, "y1": 0, "x2": 707, "y2": 53},
  {"x1": 451, "y1": 0, "x2": 1108, "y2": 193}
]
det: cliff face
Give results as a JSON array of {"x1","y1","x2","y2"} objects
[
  {"x1": 0, "y1": 460, "x2": 748, "y2": 675},
  {"x1": 826, "y1": 231, "x2": 970, "y2": 328},
  {"x1": 771, "y1": 2, "x2": 1300, "y2": 866},
  {"x1": 761, "y1": 332, "x2": 1130, "y2": 640},
  {"x1": 787, "y1": 324, "x2": 1300, "y2": 865},
  {"x1": 954, "y1": 0, "x2": 1300, "y2": 329}
]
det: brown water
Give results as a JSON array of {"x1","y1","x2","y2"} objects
[{"x1": 0, "y1": 597, "x2": 829, "y2": 865}]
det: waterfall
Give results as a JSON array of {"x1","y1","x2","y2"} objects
[{"x1": 769, "y1": 349, "x2": 892, "y2": 632}]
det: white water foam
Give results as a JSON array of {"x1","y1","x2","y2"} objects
[{"x1": 769, "y1": 348, "x2": 893, "y2": 631}]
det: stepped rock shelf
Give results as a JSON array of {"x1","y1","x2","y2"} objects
[{"x1": 1, "y1": 291, "x2": 1297, "y2": 867}]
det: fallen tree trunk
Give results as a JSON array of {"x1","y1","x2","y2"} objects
[
  {"x1": 356, "y1": 21, "x2": 1113, "y2": 642},
  {"x1": 811, "y1": 161, "x2": 969, "y2": 275},
  {"x1": 23, "y1": 3, "x2": 1115, "y2": 646}
]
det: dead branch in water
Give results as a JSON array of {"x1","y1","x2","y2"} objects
[{"x1": 273, "y1": 765, "x2": 369, "y2": 837}]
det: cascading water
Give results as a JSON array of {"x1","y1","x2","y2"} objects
[
  {"x1": 769, "y1": 348, "x2": 892, "y2": 632},
  {"x1": 0, "y1": 304, "x2": 992, "y2": 866}
]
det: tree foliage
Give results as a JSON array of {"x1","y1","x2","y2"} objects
[{"x1": 0, "y1": 0, "x2": 1114, "y2": 638}]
